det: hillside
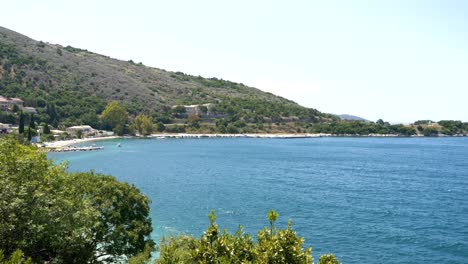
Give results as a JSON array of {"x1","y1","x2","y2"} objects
[
  {"x1": 0, "y1": 26, "x2": 336, "y2": 132},
  {"x1": 338, "y1": 114, "x2": 368, "y2": 121}
]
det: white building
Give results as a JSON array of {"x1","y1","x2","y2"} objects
[{"x1": 66, "y1": 125, "x2": 97, "y2": 136}]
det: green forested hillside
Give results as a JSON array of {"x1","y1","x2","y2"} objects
[{"x1": 0, "y1": 26, "x2": 335, "y2": 131}]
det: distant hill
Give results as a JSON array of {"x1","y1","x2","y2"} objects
[
  {"x1": 338, "y1": 114, "x2": 368, "y2": 121},
  {"x1": 0, "y1": 26, "x2": 336, "y2": 132}
]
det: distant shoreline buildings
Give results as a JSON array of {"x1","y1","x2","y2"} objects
[{"x1": 0, "y1": 95, "x2": 37, "y2": 113}]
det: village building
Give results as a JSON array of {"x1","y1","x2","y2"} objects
[
  {"x1": 0, "y1": 97, "x2": 10, "y2": 111},
  {"x1": 0, "y1": 123, "x2": 12, "y2": 134},
  {"x1": 0, "y1": 96, "x2": 28, "y2": 111},
  {"x1": 66, "y1": 125, "x2": 97, "y2": 137},
  {"x1": 172, "y1": 103, "x2": 215, "y2": 117}
]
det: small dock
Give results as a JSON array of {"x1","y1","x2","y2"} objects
[{"x1": 48, "y1": 146, "x2": 104, "y2": 152}]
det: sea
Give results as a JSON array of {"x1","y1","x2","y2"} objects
[{"x1": 48, "y1": 137, "x2": 468, "y2": 264}]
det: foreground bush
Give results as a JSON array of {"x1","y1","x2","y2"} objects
[
  {"x1": 157, "y1": 210, "x2": 339, "y2": 264},
  {"x1": 0, "y1": 137, "x2": 153, "y2": 263}
]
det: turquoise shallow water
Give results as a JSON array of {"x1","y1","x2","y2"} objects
[{"x1": 48, "y1": 137, "x2": 468, "y2": 263}]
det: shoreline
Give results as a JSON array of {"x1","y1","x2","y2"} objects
[
  {"x1": 42, "y1": 132, "x2": 467, "y2": 151},
  {"x1": 42, "y1": 136, "x2": 120, "y2": 148}
]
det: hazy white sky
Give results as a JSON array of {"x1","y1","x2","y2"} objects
[{"x1": 1, "y1": 0, "x2": 467, "y2": 122}]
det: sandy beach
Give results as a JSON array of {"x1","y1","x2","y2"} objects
[{"x1": 43, "y1": 136, "x2": 120, "y2": 148}]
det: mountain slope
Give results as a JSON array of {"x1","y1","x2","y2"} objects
[
  {"x1": 338, "y1": 114, "x2": 368, "y2": 121},
  {"x1": 0, "y1": 26, "x2": 336, "y2": 130}
]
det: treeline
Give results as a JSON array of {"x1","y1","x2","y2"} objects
[
  {"x1": 0, "y1": 137, "x2": 339, "y2": 263},
  {"x1": 312, "y1": 119, "x2": 417, "y2": 136},
  {"x1": 312, "y1": 119, "x2": 468, "y2": 136}
]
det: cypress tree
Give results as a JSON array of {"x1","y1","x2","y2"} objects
[
  {"x1": 27, "y1": 128, "x2": 32, "y2": 141},
  {"x1": 29, "y1": 113, "x2": 35, "y2": 129},
  {"x1": 19, "y1": 111, "x2": 25, "y2": 134},
  {"x1": 43, "y1": 123, "x2": 51, "y2": 134}
]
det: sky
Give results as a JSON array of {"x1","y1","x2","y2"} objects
[{"x1": 1, "y1": 0, "x2": 467, "y2": 123}]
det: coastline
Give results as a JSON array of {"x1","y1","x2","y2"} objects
[{"x1": 42, "y1": 132, "x2": 467, "y2": 151}]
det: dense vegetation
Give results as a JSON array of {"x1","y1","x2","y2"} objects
[
  {"x1": 0, "y1": 137, "x2": 153, "y2": 263},
  {"x1": 157, "y1": 210, "x2": 340, "y2": 264},
  {"x1": 311, "y1": 119, "x2": 417, "y2": 136},
  {"x1": 0, "y1": 26, "x2": 334, "y2": 132}
]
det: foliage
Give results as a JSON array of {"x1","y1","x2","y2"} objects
[
  {"x1": 0, "y1": 138, "x2": 153, "y2": 263},
  {"x1": 0, "y1": 249, "x2": 32, "y2": 264},
  {"x1": 132, "y1": 114, "x2": 154, "y2": 136},
  {"x1": 414, "y1": 120, "x2": 434, "y2": 125},
  {"x1": 156, "y1": 210, "x2": 322, "y2": 264},
  {"x1": 100, "y1": 101, "x2": 129, "y2": 135},
  {"x1": 155, "y1": 121, "x2": 166, "y2": 132},
  {"x1": 18, "y1": 112, "x2": 24, "y2": 134},
  {"x1": 26, "y1": 127, "x2": 32, "y2": 141},
  {"x1": 318, "y1": 254, "x2": 340, "y2": 264},
  {"x1": 28, "y1": 114, "x2": 35, "y2": 129},
  {"x1": 128, "y1": 243, "x2": 153, "y2": 264},
  {"x1": 312, "y1": 120, "x2": 416, "y2": 136},
  {"x1": 42, "y1": 123, "x2": 51, "y2": 134},
  {"x1": 422, "y1": 127, "x2": 439, "y2": 137}
]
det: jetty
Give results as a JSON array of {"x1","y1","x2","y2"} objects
[{"x1": 47, "y1": 146, "x2": 104, "y2": 152}]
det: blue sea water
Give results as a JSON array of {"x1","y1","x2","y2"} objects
[{"x1": 48, "y1": 137, "x2": 468, "y2": 263}]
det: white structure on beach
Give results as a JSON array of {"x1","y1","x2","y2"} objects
[{"x1": 66, "y1": 125, "x2": 97, "y2": 137}]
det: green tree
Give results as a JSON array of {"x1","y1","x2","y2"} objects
[
  {"x1": 18, "y1": 111, "x2": 25, "y2": 134},
  {"x1": 0, "y1": 138, "x2": 153, "y2": 263},
  {"x1": 157, "y1": 210, "x2": 317, "y2": 264},
  {"x1": 11, "y1": 104, "x2": 20, "y2": 113},
  {"x1": 80, "y1": 112, "x2": 99, "y2": 129},
  {"x1": 187, "y1": 114, "x2": 201, "y2": 129},
  {"x1": 155, "y1": 121, "x2": 165, "y2": 132},
  {"x1": 27, "y1": 128, "x2": 32, "y2": 141},
  {"x1": 132, "y1": 114, "x2": 154, "y2": 136},
  {"x1": 0, "y1": 249, "x2": 32, "y2": 264},
  {"x1": 171, "y1": 105, "x2": 186, "y2": 115},
  {"x1": 76, "y1": 129, "x2": 83, "y2": 139},
  {"x1": 318, "y1": 254, "x2": 340, "y2": 264},
  {"x1": 43, "y1": 123, "x2": 51, "y2": 134},
  {"x1": 46, "y1": 104, "x2": 58, "y2": 127},
  {"x1": 100, "y1": 102, "x2": 129, "y2": 135},
  {"x1": 28, "y1": 114, "x2": 35, "y2": 129}
]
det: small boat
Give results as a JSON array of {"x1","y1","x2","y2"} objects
[{"x1": 117, "y1": 143, "x2": 122, "y2": 147}]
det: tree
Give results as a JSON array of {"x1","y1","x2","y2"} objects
[
  {"x1": 46, "y1": 104, "x2": 58, "y2": 127},
  {"x1": 43, "y1": 123, "x2": 51, "y2": 134},
  {"x1": 155, "y1": 121, "x2": 165, "y2": 132},
  {"x1": 0, "y1": 249, "x2": 32, "y2": 264},
  {"x1": 319, "y1": 254, "x2": 340, "y2": 264},
  {"x1": 80, "y1": 112, "x2": 99, "y2": 129},
  {"x1": 11, "y1": 104, "x2": 20, "y2": 113},
  {"x1": 76, "y1": 129, "x2": 83, "y2": 139},
  {"x1": 28, "y1": 113, "x2": 35, "y2": 129},
  {"x1": 100, "y1": 102, "x2": 128, "y2": 135},
  {"x1": 0, "y1": 138, "x2": 153, "y2": 263},
  {"x1": 27, "y1": 128, "x2": 32, "y2": 141},
  {"x1": 157, "y1": 210, "x2": 320, "y2": 264},
  {"x1": 187, "y1": 114, "x2": 200, "y2": 129},
  {"x1": 132, "y1": 115, "x2": 153, "y2": 136},
  {"x1": 18, "y1": 111, "x2": 25, "y2": 134}
]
